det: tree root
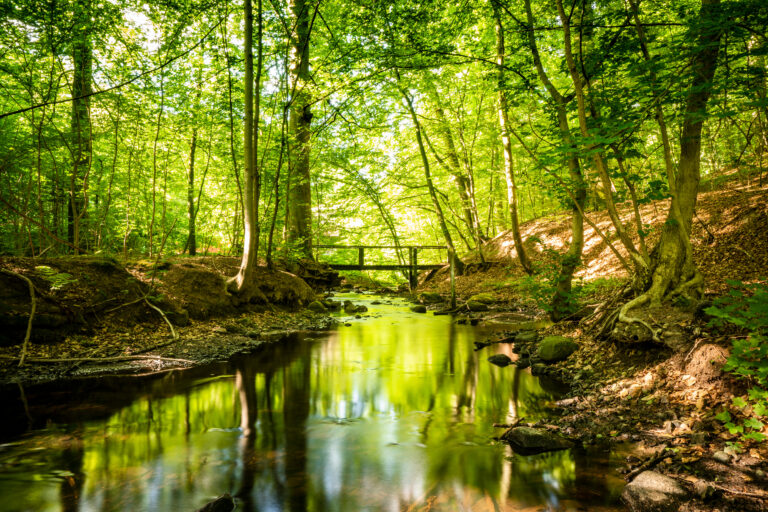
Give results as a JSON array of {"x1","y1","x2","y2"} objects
[
  {"x1": 1, "y1": 269, "x2": 36, "y2": 366},
  {"x1": 0, "y1": 355, "x2": 193, "y2": 365},
  {"x1": 617, "y1": 293, "x2": 660, "y2": 343}
]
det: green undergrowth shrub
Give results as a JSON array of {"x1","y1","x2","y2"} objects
[
  {"x1": 35, "y1": 265, "x2": 77, "y2": 290},
  {"x1": 707, "y1": 279, "x2": 768, "y2": 447}
]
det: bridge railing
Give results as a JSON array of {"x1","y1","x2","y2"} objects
[{"x1": 314, "y1": 244, "x2": 448, "y2": 287}]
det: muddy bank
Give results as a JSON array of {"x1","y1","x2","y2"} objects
[{"x1": 0, "y1": 256, "x2": 338, "y2": 386}]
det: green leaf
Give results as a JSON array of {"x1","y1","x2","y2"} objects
[
  {"x1": 732, "y1": 396, "x2": 748, "y2": 408},
  {"x1": 714, "y1": 410, "x2": 732, "y2": 422},
  {"x1": 743, "y1": 418, "x2": 765, "y2": 430}
]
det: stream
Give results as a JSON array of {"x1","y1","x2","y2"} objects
[{"x1": 0, "y1": 293, "x2": 627, "y2": 511}]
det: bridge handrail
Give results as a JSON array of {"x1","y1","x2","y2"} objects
[{"x1": 315, "y1": 244, "x2": 447, "y2": 250}]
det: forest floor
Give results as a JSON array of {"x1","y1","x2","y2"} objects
[{"x1": 417, "y1": 177, "x2": 768, "y2": 511}]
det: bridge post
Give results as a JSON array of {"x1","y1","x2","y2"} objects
[
  {"x1": 358, "y1": 247, "x2": 364, "y2": 270},
  {"x1": 408, "y1": 247, "x2": 417, "y2": 289}
]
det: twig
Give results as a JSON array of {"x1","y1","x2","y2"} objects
[
  {"x1": 144, "y1": 298, "x2": 178, "y2": 339},
  {"x1": 1, "y1": 269, "x2": 36, "y2": 366},
  {"x1": 625, "y1": 446, "x2": 670, "y2": 481},
  {"x1": 710, "y1": 483, "x2": 768, "y2": 500},
  {"x1": 0, "y1": 355, "x2": 193, "y2": 364}
]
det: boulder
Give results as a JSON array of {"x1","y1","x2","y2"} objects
[
  {"x1": 501, "y1": 426, "x2": 573, "y2": 455},
  {"x1": 410, "y1": 305, "x2": 427, "y2": 313},
  {"x1": 516, "y1": 358, "x2": 531, "y2": 369},
  {"x1": 538, "y1": 336, "x2": 578, "y2": 363},
  {"x1": 418, "y1": 292, "x2": 443, "y2": 304},
  {"x1": 468, "y1": 293, "x2": 495, "y2": 304},
  {"x1": 307, "y1": 301, "x2": 328, "y2": 313},
  {"x1": 530, "y1": 363, "x2": 547, "y2": 376},
  {"x1": 487, "y1": 354, "x2": 513, "y2": 367},
  {"x1": 322, "y1": 299, "x2": 341, "y2": 311},
  {"x1": 196, "y1": 494, "x2": 235, "y2": 512},
  {"x1": 467, "y1": 300, "x2": 489, "y2": 312},
  {"x1": 622, "y1": 471, "x2": 689, "y2": 512}
]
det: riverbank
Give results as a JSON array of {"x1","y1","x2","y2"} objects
[
  {"x1": 0, "y1": 256, "x2": 339, "y2": 386},
  {"x1": 413, "y1": 181, "x2": 768, "y2": 511}
]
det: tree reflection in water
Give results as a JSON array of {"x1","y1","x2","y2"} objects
[{"x1": 0, "y1": 295, "x2": 625, "y2": 511}]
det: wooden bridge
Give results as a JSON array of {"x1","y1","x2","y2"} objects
[{"x1": 314, "y1": 244, "x2": 448, "y2": 287}]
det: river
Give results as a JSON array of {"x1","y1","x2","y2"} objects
[{"x1": 0, "y1": 293, "x2": 626, "y2": 511}]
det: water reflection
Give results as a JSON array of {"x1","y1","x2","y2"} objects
[{"x1": 0, "y1": 294, "x2": 624, "y2": 511}]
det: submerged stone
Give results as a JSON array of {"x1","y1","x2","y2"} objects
[
  {"x1": 501, "y1": 426, "x2": 574, "y2": 455},
  {"x1": 410, "y1": 305, "x2": 427, "y2": 313},
  {"x1": 622, "y1": 471, "x2": 689, "y2": 512},
  {"x1": 487, "y1": 354, "x2": 513, "y2": 367},
  {"x1": 538, "y1": 336, "x2": 578, "y2": 363}
]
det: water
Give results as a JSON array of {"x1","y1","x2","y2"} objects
[{"x1": 0, "y1": 294, "x2": 626, "y2": 511}]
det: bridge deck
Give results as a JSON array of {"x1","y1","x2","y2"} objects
[{"x1": 327, "y1": 263, "x2": 444, "y2": 271}]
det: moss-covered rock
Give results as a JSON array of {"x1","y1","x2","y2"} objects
[
  {"x1": 468, "y1": 293, "x2": 495, "y2": 304},
  {"x1": 418, "y1": 292, "x2": 443, "y2": 304},
  {"x1": 467, "y1": 300, "x2": 489, "y2": 312},
  {"x1": 307, "y1": 300, "x2": 328, "y2": 313},
  {"x1": 538, "y1": 336, "x2": 578, "y2": 363},
  {"x1": 410, "y1": 305, "x2": 427, "y2": 313}
]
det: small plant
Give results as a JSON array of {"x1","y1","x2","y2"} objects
[
  {"x1": 35, "y1": 265, "x2": 78, "y2": 290},
  {"x1": 707, "y1": 279, "x2": 768, "y2": 443}
]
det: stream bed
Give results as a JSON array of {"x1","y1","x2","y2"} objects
[{"x1": 0, "y1": 294, "x2": 627, "y2": 511}]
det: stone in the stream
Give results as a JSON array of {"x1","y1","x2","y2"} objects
[
  {"x1": 538, "y1": 336, "x2": 578, "y2": 363},
  {"x1": 196, "y1": 493, "x2": 235, "y2": 512},
  {"x1": 456, "y1": 317, "x2": 468, "y2": 324},
  {"x1": 515, "y1": 331, "x2": 539, "y2": 343},
  {"x1": 467, "y1": 300, "x2": 489, "y2": 312},
  {"x1": 530, "y1": 363, "x2": 547, "y2": 376},
  {"x1": 307, "y1": 301, "x2": 328, "y2": 313},
  {"x1": 418, "y1": 292, "x2": 443, "y2": 304},
  {"x1": 501, "y1": 426, "x2": 574, "y2": 455},
  {"x1": 343, "y1": 300, "x2": 368, "y2": 314},
  {"x1": 410, "y1": 305, "x2": 427, "y2": 313},
  {"x1": 516, "y1": 358, "x2": 531, "y2": 369},
  {"x1": 622, "y1": 471, "x2": 689, "y2": 512},
  {"x1": 487, "y1": 354, "x2": 513, "y2": 367},
  {"x1": 468, "y1": 293, "x2": 495, "y2": 304}
]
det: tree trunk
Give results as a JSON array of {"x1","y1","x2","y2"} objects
[
  {"x1": 69, "y1": 0, "x2": 92, "y2": 255},
  {"x1": 399, "y1": 84, "x2": 464, "y2": 275},
  {"x1": 286, "y1": 0, "x2": 314, "y2": 260},
  {"x1": 523, "y1": 0, "x2": 586, "y2": 320},
  {"x1": 636, "y1": 0, "x2": 722, "y2": 308},
  {"x1": 187, "y1": 127, "x2": 198, "y2": 256},
  {"x1": 491, "y1": 0, "x2": 533, "y2": 275}
]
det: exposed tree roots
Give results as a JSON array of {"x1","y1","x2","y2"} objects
[{"x1": 1, "y1": 269, "x2": 36, "y2": 366}]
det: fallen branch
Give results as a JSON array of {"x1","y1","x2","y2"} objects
[
  {"x1": 144, "y1": 298, "x2": 178, "y2": 339},
  {"x1": 625, "y1": 446, "x2": 670, "y2": 481},
  {"x1": 1, "y1": 269, "x2": 36, "y2": 366},
  {"x1": 0, "y1": 355, "x2": 193, "y2": 364},
  {"x1": 711, "y1": 483, "x2": 768, "y2": 500}
]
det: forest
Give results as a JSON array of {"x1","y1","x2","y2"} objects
[{"x1": 1, "y1": 0, "x2": 768, "y2": 511}]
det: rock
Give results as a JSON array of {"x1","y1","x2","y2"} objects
[
  {"x1": 690, "y1": 432, "x2": 708, "y2": 445},
  {"x1": 501, "y1": 426, "x2": 574, "y2": 455},
  {"x1": 418, "y1": 292, "x2": 443, "y2": 304},
  {"x1": 622, "y1": 471, "x2": 689, "y2": 512},
  {"x1": 468, "y1": 293, "x2": 495, "y2": 304},
  {"x1": 620, "y1": 384, "x2": 643, "y2": 399},
  {"x1": 515, "y1": 358, "x2": 531, "y2": 369},
  {"x1": 322, "y1": 299, "x2": 341, "y2": 311},
  {"x1": 343, "y1": 300, "x2": 368, "y2": 314},
  {"x1": 307, "y1": 300, "x2": 328, "y2": 313},
  {"x1": 693, "y1": 479, "x2": 714, "y2": 499},
  {"x1": 410, "y1": 305, "x2": 427, "y2": 313},
  {"x1": 530, "y1": 363, "x2": 547, "y2": 376},
  {"x1": 212, "y1": 326, "x2": 227, "y2": 334},
  {"x1": 515, "y1": 331, "x2": 539, "y2": 343},
  {"x1": 538, "y1": 336, "x2": 578, "y2": 363},
  {"x1": 487, "y1": 354, "x2": 513, "y2": 367},
  {"x1": 196, "y1": 493, "x2": 235, "y2": 512},
  {"x1": 467, "y1": 300, "x2": 489, "y2": 312},
  {"x1": 469, "y1": 318, "x2": 481, "y2": 325},
  {"x1": 456, "y1": 317, "x2": 468, "y2": 325},
  {"x1": 713, "y1": 451, "x2": 731, "y2": 464}
]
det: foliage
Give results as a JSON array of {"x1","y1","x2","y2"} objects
[
  {"x1": 34, "y1": 265, "x2": 78, "y2": 290},
  {"x1": 707, "y1": 280, "x2": 768, "y2": 443}
]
